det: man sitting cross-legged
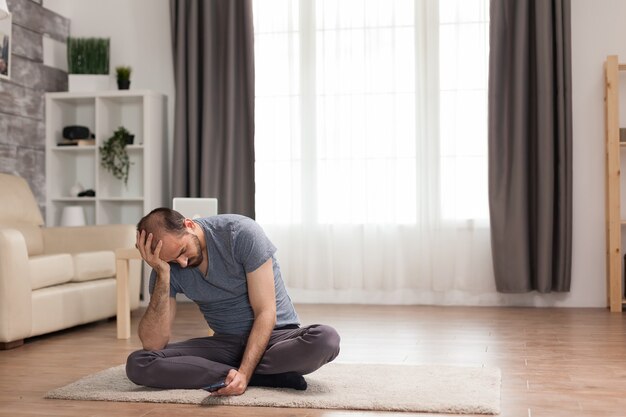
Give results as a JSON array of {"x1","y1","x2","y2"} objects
[{"x1": 125, "y1": 208, "x2": 340, "y2": 395}]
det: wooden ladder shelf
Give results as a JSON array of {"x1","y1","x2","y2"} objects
[{"x1": 605, "y1": 55, "x2": 626, "y2": 312}]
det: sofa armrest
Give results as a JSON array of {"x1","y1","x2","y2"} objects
[
  {"x1": 0, "y1": 227, "x2": 33, "y2": 343},
  {"x1": 42, "y1": 224, "x2": 136, "y2": 254}
]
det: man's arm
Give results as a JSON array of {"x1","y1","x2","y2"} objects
[
  {"x1": 137, "y1": 281, "x2": 177, "y2": 351},
  {"x1": 216, "y1": 258, "x2": 276, "y2": 396},
  {"x1": 135, "y1": 230, "x2": 177, "y2": 351}
]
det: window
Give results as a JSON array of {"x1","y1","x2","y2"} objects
[{"x1": 254, "y1": 0, "x2": 489, "y2": 224}]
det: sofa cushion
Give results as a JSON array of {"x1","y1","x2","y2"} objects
[
  {"x1": 29, "y1": 254, "x2": 74, "y2": 290},
  {"x1": 0, "y1": 221, "x2": 44, "y2": 256},
  {"x1": 30, "y1": 279, "x2": 116, "y2": 338},
  {"x1": 72, "y1": 251, "x2": 116, "y2": 282}
]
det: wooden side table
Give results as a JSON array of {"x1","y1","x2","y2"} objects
[{"x1": 115, "y1": 247, "x2": 141, "y2": 339}]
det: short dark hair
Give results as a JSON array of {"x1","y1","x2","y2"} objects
[{"x1": 136, "y1": 208, "x2": 186, "y2": 249}]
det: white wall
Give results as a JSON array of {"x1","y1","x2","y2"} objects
[
  {"x1": 39, "y1": 0, "x2": 618, "y2": 307},
  {"x1": 566, "y1": 0, "x2": 626, "y2": 307},
  {"x1": 43, "y1": 0, "x2": 175, "y2": 201}
]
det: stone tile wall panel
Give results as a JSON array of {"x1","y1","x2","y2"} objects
[{"x1": 0, "y1": 0, "x2": 69, "y2": 212}]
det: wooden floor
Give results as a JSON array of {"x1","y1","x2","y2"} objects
[{"x1": 1, "y1": 303, "x2": 626, "y2": 417}]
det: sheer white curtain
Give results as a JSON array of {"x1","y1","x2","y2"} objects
[{"x1": 254, "y1": 0, "x2": 495, "y2": 304}]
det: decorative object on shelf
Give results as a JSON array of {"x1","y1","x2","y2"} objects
[
  {"x1": 620, "y1": 128, "x2": 626, "y2": 143},
  {"x1": 58, "y1": 125, "x2": 95, "y2": 146},
  {"x1": 68, "y1": 37, "x2": 109, "y2": 74},
  {"x1": 78, "y1": 189, "x2": 95, "y2": 197},
  {"x1": 69, "y1": 182, "x2": 84, "y2": 197},
  {"x1": 0, "y1": 4, "x2": 11, "y2": 81},
  {"x1": 115, "y1": 66, "x2": 132, "y2": 90},
  {"x1": 58, "y1": 138, "x2": 96, "y2": 147},
  {"x1": 63, "y1": 125, "x2": 91, "y2": 140},
  {"x1": 67, "y1": 37, "x2": 110, "y2": 92},
  {"x1": 60, "y1": 206, "x2": 86, "y2": 227},
  {"x1": 100, "y1": 126, "x2": 134, "y2": 185}
]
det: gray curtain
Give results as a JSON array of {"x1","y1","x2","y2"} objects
[
  {"x1": 488, "y1": 0, "x2": 572, "y2": 292},
  {"x1": 170, "y1": 0, "x2": 255, "y2": 218}
]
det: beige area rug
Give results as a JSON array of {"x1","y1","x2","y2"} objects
[{"x1": 46, "y1": 362, "x2": 501, "y2": 414}]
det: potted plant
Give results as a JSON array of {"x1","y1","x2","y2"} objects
[
  {"x1": 116, "y1": 66, "x2": 132, "y2": 90},
  {"x1": 100, "y1": 126, "x2": 134, "y2": 185},
  {"x1": 67, "y1": 37, "x2": 110, "y2": 92}
]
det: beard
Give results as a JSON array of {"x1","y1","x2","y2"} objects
[{"x1": 185, "y1": 234, "x2": 204, "y2": 268}]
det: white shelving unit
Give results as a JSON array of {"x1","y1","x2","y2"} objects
[{"x1": 45, "y1": 90, "x2": 167, "y2": 227}]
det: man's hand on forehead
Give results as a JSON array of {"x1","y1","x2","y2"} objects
[
  {"x1": 136, "y1": 229, "x2": 160, "y2": 253},
  {"x1": 135, "y1": 229, "x2": 170, "y2": 274}
]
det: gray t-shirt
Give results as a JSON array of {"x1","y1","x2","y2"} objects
[{"x1": 149, "y1": 214, "x2": 300, "y2": 335}]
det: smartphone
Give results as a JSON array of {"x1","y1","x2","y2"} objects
[{"x1": 202, "y1": 381, "x2": 227, "y2": 392}]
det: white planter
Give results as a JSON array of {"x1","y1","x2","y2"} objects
[{"x1": 68, "y1": 74, "x2": 112, "y2": 92}]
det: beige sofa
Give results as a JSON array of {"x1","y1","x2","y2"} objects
[{"x1": 0, "y1": 173, "x2": 141, "y2": 349}]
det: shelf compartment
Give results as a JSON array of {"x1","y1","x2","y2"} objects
[
  {"x1": 48, "y1": 150, "x2": 96, "y2": 198},
  {"x1": 97, "y1": 200, "x2": 144, "y2": 225},
  {"x1": 97, "y1": 147, "x2": 144, "y2": 199},
  {"x1": 47, "y1": 97, "x2": 96, "y2": 146},
  {"x1": 48, "y1": 200, "x2": 96, "y2": 227},
  {"x1": 97, "y1": 96, "x2": 145, "y2": 147}
]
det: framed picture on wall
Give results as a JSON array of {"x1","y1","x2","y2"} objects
[{"x1": 0, "y1": 13, "x2": 11, "y2": 80}]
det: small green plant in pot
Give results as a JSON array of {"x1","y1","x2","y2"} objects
[
  {"x1": 100, "y1": 126, "x2": 134, "y2": 185},
  {"x1": 116, "y1": 66, "x2": 132, "y2": 90}
]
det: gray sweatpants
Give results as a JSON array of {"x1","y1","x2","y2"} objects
[{"x1": 125, "y1": 324, "x2": 340, "y2": 389}]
